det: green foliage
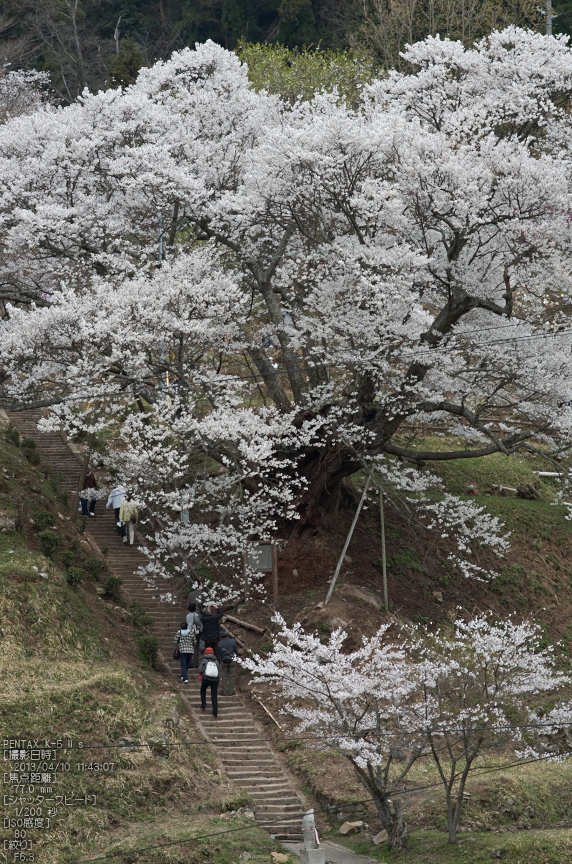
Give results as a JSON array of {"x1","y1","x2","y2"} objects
[
  {"x1": 21, "y1": 437, "x2": 36, "y2": 449},
  {"x1": 60, "y1": 550, "x2": 75, "y2": 569},
  {"x1": 238, "y1": 41, "x2": 378, "y2": 105},
  {"x1": 387, "y1": 548, "x2": 424, "y2": 573},
  {"x1": 103, "y1": 575, "x2": 123, "y2": 604},
  {"x1": 258, "y1": 641, "x2": 273, "y2": 656},
  {"x1": 5, "y1": 425, "x2": 20, "y2": 446},
  {"x1": 195, "y1": 561, "x2": 211, "y2": 582},
  {"x1": 36, "y1": 528, "x2": 61, "y2": 558},
  {"x1": 65, "y1": 568, "x2": 84, "y2": 587},
  {"x1": 135, "y1": 633, "x2": 159, "y2": 669},
  {"x1": 84, "y1": 557, "x2": 105, "y2": 581},
  {"x1": 107, "y1": 36, "x2": 144, "y2": 88},
  {"x1": 128, "y1": 600, "x2": 154, "y2": 630},
  {"x1": 34, "y1": 510, "x2": 56, "y2": 530},
  {"x1": 22, "y1": 445, "x2": 41, "y2": 466}
]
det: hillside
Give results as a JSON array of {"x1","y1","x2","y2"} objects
[
  {"x1": 3, "y1": 415, "x2": 572, "y2": 863},
  {"x1": 0, "y1": 418, "x2": 290, "y2": 864},
  {"x1": 212, "y1": 446, "x2": 572, "y2": 864}
]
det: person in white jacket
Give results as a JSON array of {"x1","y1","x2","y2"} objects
[
  {"x1": 106, "y1": 483, "x2": 126, "y2": 536},
  {"x1": 119, "y1": 495, "x2": 138, "y2": 546}
]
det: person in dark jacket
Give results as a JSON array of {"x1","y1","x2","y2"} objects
[
  {"x1": 81, "y1": 466, "x2": 98, "y2": 517},
  {"x1": 173, "y1": 619, "x2": 195, "y2": 684},
  {"x1": 198, "y1": 647, "x2": 220, "y2": 716},
  {"x1": 200, "y1": 605, "x2": 224, "y2": 662},
  {"x1": 218, "y1": 627, "x2": 240, "y2": 696}
]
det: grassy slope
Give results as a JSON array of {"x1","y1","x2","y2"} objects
[
  {"x1": 237, "y1": 443, "x2": 572, "y2": 863},
  {"x1": 0, "y1": 426, "x2": 287, "y2": 864},
  {"x1": 346, "y1": 828, "x2": 572, "y2": 863}
]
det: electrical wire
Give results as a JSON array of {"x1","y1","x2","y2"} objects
[
  {"x1": 57, "y1": 718, "x2": 572, "y2": 751},
  {"x1": 76, "y1": 821, "x2": 296, "y2": 863},
  {"x1": 5, "y1": 323, "x2": 572, "y2": 411},
  {"x1": 73, "y1": 748, "x2": 569, "y2": 862},
  {"x1": 180, "y1": 326, "x2": 572, "y2": 386}
]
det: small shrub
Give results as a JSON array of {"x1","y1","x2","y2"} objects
[
  {"x1": 104, "y1": 575, "x2": 123, "y2": 604},
  {"x1": 76, "y1": 516, "x2": 88, "y2": 533},
  {"x1": 6, "y1": 425, "x2": 20, "y2": 447},
  {"x1": 22, "y1": 447, "x2": 41, "y2": 466},
  {"x1": 135, "y1": 633, "x2": 159, "y2": 669},
  {"x1": 48, "y1": 471, "x2": 64, "y2": 495},
  {"x1": 84, "y1": 557, "x2": 105, "y2": 581},
  {"x1": 34, "y1": 511, "x2": 56, "y2": 531},
  {"x1": 60, "y1": 550, "x2": 75, "y2": 569},
  {"x1": 37, "y1": 529, "x2": 61, "y2": 558},
  {"x1": 128, "y1": 601, "x2": 154, "y2": 630},
  {"x1": 21, "y1": 437, "x2": 36, "y2": 449},
  {"x1": 65, "y1": 568, "x2": 84, "y2": 587},
  {"x1": 387, "y1": 548, "x2": 425, "y2": 573},
  {"x1": 258, "y1": 642, "x2": 273, "y2": 656}
]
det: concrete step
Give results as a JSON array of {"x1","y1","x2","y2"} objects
[{"x1": 8, "y1": 409, "x2": 306, "y2": 845}]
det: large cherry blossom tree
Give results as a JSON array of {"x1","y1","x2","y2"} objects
[{"x1": 2, "y1": 29, "x2": 572, "y2": 591}]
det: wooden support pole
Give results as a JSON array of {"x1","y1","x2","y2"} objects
[
  {"x1": 379, "y1": 481, "x2": 388, "y2": 610},
  {"x1": 325, "y1": 469, "x2": 373, "y2": 605},
  {"x1": 251, "y1": 691, "x2": 285, "y2": 731},
  {"x1": 224, "y1": 614, "x2": 266, "y2": 635},
  {"x1": 242, "y1": 550, "x2": 249, "y2": 601},
  {"x1": 272, "y1": 542, "x2": 278, "y2": 607}
]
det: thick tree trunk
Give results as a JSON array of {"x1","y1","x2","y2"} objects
[
  {"x1": 351, "y1": 761, "x2": 409, "y2": 851},
  {"x1": 290, "y1": 445, "x2": 361, "y2": 537},
  {"x1": 374, "y1": 795, "x2": 409, "y2": 850}
]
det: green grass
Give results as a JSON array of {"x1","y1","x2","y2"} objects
[
  {"x1": 0, "y1": 426, "x2": 277, "y2": 864},
  {"x1": 474, "y1": 496, "x2": 571, "y2": 542},
  {"x1": 72, "y1": 815, "x2": 289, "y2": 864},
  {"x1": 344, "y1": 828, "x2": 572, "y2": 863},
  {"x1": 395, "y1": 436, "x2": 564, "y2": 501}
]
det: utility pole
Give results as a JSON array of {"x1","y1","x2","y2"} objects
[{"x1": 546, "y1": 0, "x2": 555, "y2": 35}]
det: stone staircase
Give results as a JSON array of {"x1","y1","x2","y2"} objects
[{"x1": 8, "y1": 410, "x2": 305, "y2": 841}]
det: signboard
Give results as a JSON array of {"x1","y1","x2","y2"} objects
[
  {"x1": 244, "y1": 543, "x2": 278, "y2": 605},
  {"x1": 247, "y1": 543, "x2": 273, "y2": 572}
]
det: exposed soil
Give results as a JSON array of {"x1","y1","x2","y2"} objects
[{"x1": 235, "y1": 496, "x2": 572, "y2": 642}]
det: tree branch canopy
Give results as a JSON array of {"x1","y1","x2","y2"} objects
[{"x1": 2, "y1": 30, "x2": 572, "y2": 582}]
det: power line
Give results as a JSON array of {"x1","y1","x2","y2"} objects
[
  {"x1": 189, "y1": 326, "x2": 572, "y2": 386},
  {"x1": 5, "y1": 322, "x2": 572, "y2": 422},
  {"x1": 5, "y1": 324, "x2": 572, "y2": 406},
  {"x1": 76, "y1": 821, "x2": 293, "y2": 863},
  {"x1": 73, "y1": 748, "x2": 569, "y2": 863},
  {"x1": 58, "y1": 718, "x2": 572, "y2": 751}
]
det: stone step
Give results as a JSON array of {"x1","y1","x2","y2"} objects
[{"x1": 8, "y1": 409, "x2": 306, "y2": 845}]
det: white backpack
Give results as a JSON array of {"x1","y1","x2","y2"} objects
[{"x1": 205, "y1": 660, "x2": 219, "y2": 679}]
